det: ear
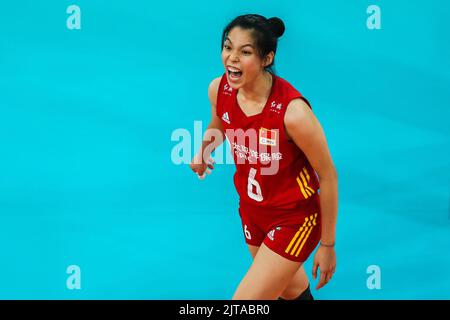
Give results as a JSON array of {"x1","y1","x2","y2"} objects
[{"x1": 263, "y1": 52, "x2": 274, "y2": 67}]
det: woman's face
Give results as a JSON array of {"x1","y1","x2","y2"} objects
[{"x1": 221, "y1": 27, "x2": 269, "y2": 89}]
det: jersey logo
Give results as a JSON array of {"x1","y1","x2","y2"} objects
[
  {"x1": 259, "y1": 127, "x2": 277, "y2": 146},
  {"x1": 267, "y1": 227, "x2": 281, "y2": 241},
  {"x1": 270, "y1": 100, "x2": 283, "y2": 114},
  {"x1": 222, "y1": 112, "x2": 230, "y2": 124},
  {"x1": 223, "y1": 83, "x2": 233, "y2": 96}
]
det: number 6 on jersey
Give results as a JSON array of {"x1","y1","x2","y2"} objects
[{"x1": 247, "y1": 167, "x2": 263, "y2": 202}]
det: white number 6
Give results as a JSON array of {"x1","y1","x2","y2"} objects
[
  {"x1": 244, "y1": 225, "x2": 252, "y2": 240},
  {"x1": 247, "y1": 167, "x2": 263, "y2": 202}
]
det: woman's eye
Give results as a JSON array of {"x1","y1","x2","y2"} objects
[
  {"x1": 224, "y1": 45, "x2": 231, "y2": 50},
  {"x1": 243, "y1": 51, "x2": 251, "y2": 55}
]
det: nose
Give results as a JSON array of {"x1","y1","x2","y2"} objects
[{"x1": 229, "y1": 51, "x2": 239, "y2": 62}]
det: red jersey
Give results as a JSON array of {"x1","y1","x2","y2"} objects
[{"x1": 216, "y1": 73, "x2": 320, "y2": 209}]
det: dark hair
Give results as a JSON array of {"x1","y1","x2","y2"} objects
[{"x1": 221, "y1": 14, "x2": 285, "y2": 74}]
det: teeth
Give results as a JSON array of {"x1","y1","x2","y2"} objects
[{"x1": 228, "y1": 67, "x2": 241, "y2": 72}]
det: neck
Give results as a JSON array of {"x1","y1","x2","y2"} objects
[{"x1": 239, "y1": 70, "x2": 273, "y2": 102}]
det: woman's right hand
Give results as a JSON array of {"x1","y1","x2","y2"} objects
[{"x1": 189, "y1": 152, "x2": 215, "y2": 180}]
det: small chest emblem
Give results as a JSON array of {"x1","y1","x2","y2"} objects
[
  {"x1": 222, "y1": 112, "x2": 230, "y2": 124},
  {"x1": 223, "y1": 84, "x2": 233, "y2": 96},
  {"x1": 270, "y1": 101, "x2": 283, "y2": 114},
  {"x1": 259, "y1": 127, "x2": 277, "y2": 146}
]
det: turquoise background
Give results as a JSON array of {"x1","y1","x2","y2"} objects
[{"x1": 0, "y1": 0, "x2": 449, "y2": 299}]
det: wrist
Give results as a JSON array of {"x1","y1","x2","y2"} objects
[
  {"x1": 320, "y1": 241, "x2": 335, "y2": 248},
  {"x1": 195, "y1": 151, "x2": 208, "y2": 164}
]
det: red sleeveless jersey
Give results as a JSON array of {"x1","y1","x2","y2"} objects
[{"x1": 216, "y1": 73, "x2": 320, "y2": 209}]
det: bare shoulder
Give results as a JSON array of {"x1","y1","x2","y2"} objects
[
  {"x1": 284, "y1": 98, "x2": 313, "y2": 125},
  {"x1": 208, "y1": 76, "x2": 222, "y2": 106}
]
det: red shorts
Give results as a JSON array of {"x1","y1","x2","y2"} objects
[{"x1": 238, "y1": 193, "x2": 322, "y2": 263}]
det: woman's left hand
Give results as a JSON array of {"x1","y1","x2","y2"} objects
[{"x1": 312, "y1": 245, "x2": 336, "y2": 290}]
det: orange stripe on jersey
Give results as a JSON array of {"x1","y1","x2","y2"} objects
[
  {"x1": 302, "y1": 167, "x2": 310, "y2": 182},
  {"x1": 296, "y1": 177, "x2": 309, "y2": 198},
  {"x1": 302, "y1": 167, "x2": 316, "y2": 194},
  {"x1": 300, "y1": 172, "x2": 315, "y2": 196}
]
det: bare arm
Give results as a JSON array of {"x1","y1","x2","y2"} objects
[
  {"x1": 201, "y1": 77, "x2": 226, "y2": 159},
  {"x1": 190, "y1": 77, "x2": 225, "y2": 177},
  {"x1": 284, "y1": 98, "x2": 338, "y2": 289}
]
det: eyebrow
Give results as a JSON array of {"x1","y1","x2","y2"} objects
[{"x1": 225, "y1": 37, "x2": 254, "y2": 49}]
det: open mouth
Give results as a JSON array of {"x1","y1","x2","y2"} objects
[{"x1": 227, "y1": 66, "x2": 243, "y2": 80}]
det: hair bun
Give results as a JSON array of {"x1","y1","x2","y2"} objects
[{"x1": 268, "y1": 17, "x2": 285, "y2": 38}]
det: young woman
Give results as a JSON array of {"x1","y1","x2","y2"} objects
[{"x1": 190, "y1": 14, "x2": 338, "y2": 300}]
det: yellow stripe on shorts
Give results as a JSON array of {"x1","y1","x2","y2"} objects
[
  {"x1": 295, "y1": 213, "x2": 318, "y2": 257},
  {"x1": 285, "y1": 217, "x2": 309, "y2": 254}
]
